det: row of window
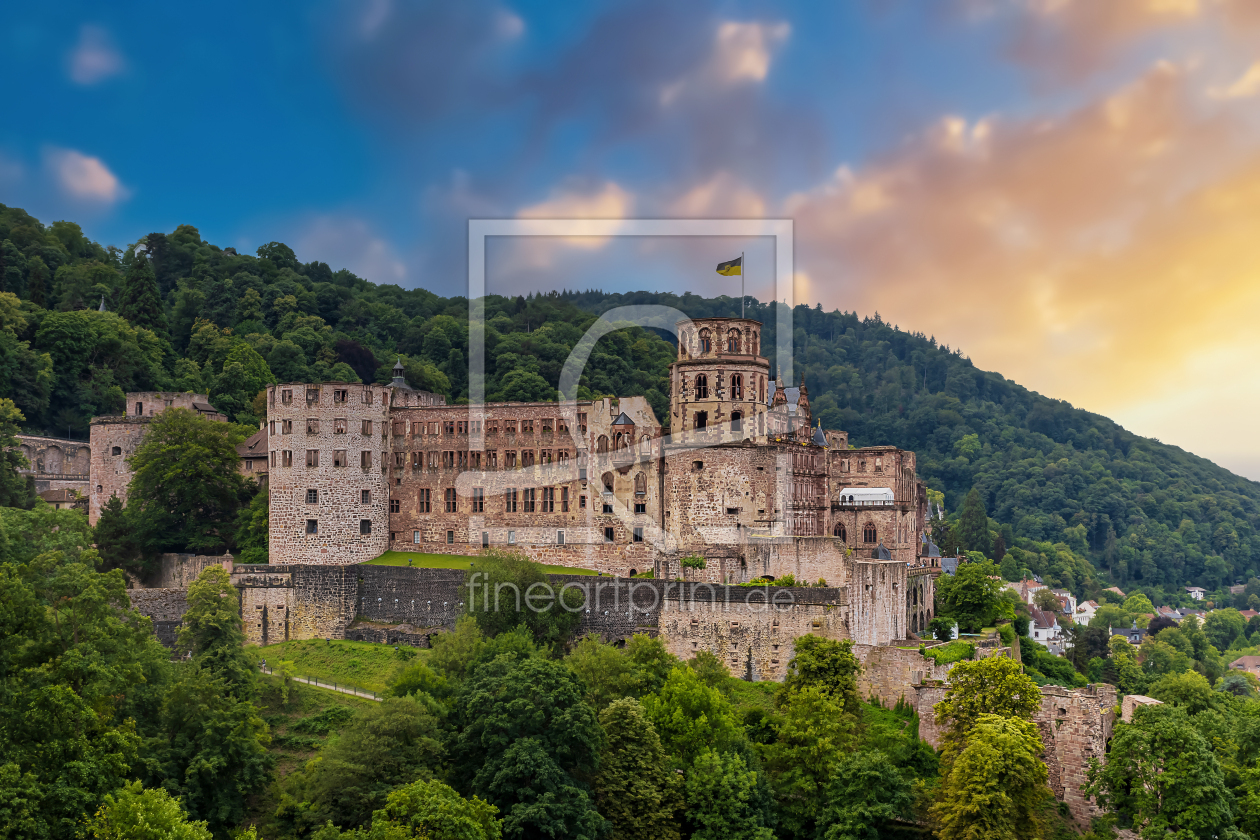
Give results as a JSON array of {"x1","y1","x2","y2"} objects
[
  {"x1": 299, "y1": 518, "x2": 646, "y2": 546},
  {"x1": 831, "y1": 523, "x2": 879, "y2": 543},
  {"x1": 298, "y1": 486, "x2": 647, "y2": 516},
  {"x1": 690, "y1": 327, "x2": 759, "y2": 355},
  {"x1": 686, "y1": 373, "x2": 762, "y2": 402},
  {"x1": 268, "y1": 415, "x2": 591, "y2": 438},
  {"x1": 269, "y1": 448, "x2": 584, "y2": 471}
]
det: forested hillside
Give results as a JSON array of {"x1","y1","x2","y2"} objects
[{"x1": 2, "y1": 203, "x2": 1258, "y2": 600}]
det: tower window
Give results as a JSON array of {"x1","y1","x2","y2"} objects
[
  {"x1": 362, "y1": 490, "x2": 371, "y2": 504},
  {"x1": 731, "y1": 411, "x2": 743, "y2": 432},
  {"x1": 389, "y1": 498, "x2": 400, "y2": 513},
  {"x1": 695, "y1": 374, "x2": 708, "y2": 399},
  {"x1": 360, "y1": 519, "x2": 371, "y2": 535},
  {"x1": 731, "y1": 374, "x2": 743, "y2": 400},
  {"x1": 111, "y1": 446, "x2": 122, "y2": 456},
  {"x1": 306, "y1": 489, "x2": 318, "y2": 503},
  {"x1": 863, "y1": 523, "x2": 877, "y2": 543},
  {"x1": 604, "y1": 527, "x2": 615, "y2": 543},
  {"x1": 306, "y1": 519, "x2": 318, "y2": 534},
  {"x1": 834, "y1": 523, "x2": 847, "y2": 541},
  {"x1": 694, "y1": 411, "x2": 708, "y2": 430}
]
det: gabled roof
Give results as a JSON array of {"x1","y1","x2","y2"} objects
[
  {"x1": 1030, "y1": 607, "x2": 1059, "y2": 629},
  {"x1": 237, "y1": 429, "x2": 267, "y2": 456}
]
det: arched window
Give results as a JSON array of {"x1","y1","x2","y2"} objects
[
  {"x1": 833, "y1": 522, "x2": 846, "y2": 541},
  {"x1": 699, "y1": 329, "x2": 711, "y2": 353},
  {"x1": 695, "y1": 374, "x2": 708, "y2": 399},
  {"x1": 730, "y1": 374, "x2": 743, "y2": 400},
  {"x1": 731, "y1": 411, "x2": 742, "y2": 432},
  {"x1": 596, "y1": 435, "x2": 609, "y2": 453},
  {"x1": 863, "y1": 523, "x2": 877, "y2": 543},
  {"x1": 727, "y1": 329, "x2": 740, "y2": 353},
  {"x1": 634, "y1": 472, "x2": 646, "y2": 495},
  {"x1": 615, "y1": 432, "x2": 629, "y2": 450}
]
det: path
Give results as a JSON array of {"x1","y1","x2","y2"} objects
[{"x1": 259, "y1": 665, "x2": 381, "y2": 701}]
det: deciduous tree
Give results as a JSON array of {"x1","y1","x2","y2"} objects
[{"x1": 594, "y1": 699, "x2": 682, "y2": 840}]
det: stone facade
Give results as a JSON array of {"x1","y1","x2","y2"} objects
[
  {"x1": 153, "y1": 553, "x2": 233, "y2": 589},
  {"x1": 265, "y1": 317, "x2": 938, "y2": 648}
]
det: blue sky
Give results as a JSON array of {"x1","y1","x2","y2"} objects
[{"x1": 5, "y1": 0, "x2": 1260, "y2": 479}]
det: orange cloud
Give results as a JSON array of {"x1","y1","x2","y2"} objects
[{"x1": 785, "y1": 61, "x2": 1260, "y2": 472}]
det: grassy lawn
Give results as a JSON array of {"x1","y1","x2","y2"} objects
[
  {"x1": 363, "y1": 550, "x2": 600, "y2": 576},
  {"x1": 249, "y1": 639, "x2": 420, "y2": 695}
]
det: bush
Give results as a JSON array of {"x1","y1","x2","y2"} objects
[{"x1": 922, "y1": 642, "x2": 976, "y2": 665}]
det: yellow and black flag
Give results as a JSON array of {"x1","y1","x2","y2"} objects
[{"x1": 716, "y1": 256, "x2": 742, "y2": 276}]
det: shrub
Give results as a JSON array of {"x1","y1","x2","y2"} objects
[{"x1": 922, "y1": 642, "x2": 976, "y2": 665}]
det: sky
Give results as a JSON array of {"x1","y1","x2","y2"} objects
[{"x1": 3, "y1": 0, "x2": 1260, "y2": 479}]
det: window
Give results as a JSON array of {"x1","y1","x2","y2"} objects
[
  {"x1": 486, "y1": 421, "x2": 499, "y2": 436},
  {"x1": 442, "y1": 451, "x2": 455, "y2": 469},
  {"x1": 411, "y1": 452, "x2": 422, "y2": 469},
  {"x1": 447, "y1": 530, "x2": 455, "y2": 544},
  {"x1": 731, "y1": 374, "x2": 743, "y2": 400},
  {"x1": 508, "y1": 530, "x2": 516, "y2": 544},
  {"x1": 427, "y1": 451, "x2": 439, "y2": 470},
  {"x1": 458, "y1": 451, "x2": 468, "y2": 470},
  {"x1": 695, "y1": 374, "x2": 709, "y2": 399},
  {"x1": 444, "y1": 420, "x2": 455, "y2": 436},
  {"x1": 306, "y1": 387, "x2": 320, "y2": 405},
  {"x1": 306, "y1": 450, "x2": 320, "y2": 467},
  {"x1": 394, "y1": 452, "x2": 405, "y2": 468},
  {"x1": 561, "y1": 487, "x2": 569, "y2": 512},
  {"x1": 333, "y1": 450, "x2": 346, "y2": 467},
  {"x1": 414, "y1": 530, "x2": 421, "y2": 543},
  {"x1": 306, "y1": 489, "x2": 318, "y2": 503},
  {"x1": 392, "y1": 420, "x2": 405, "y2": 436},
  {"x1": 699, "y1": 330, "x2": 711, "y2": 353},
  {"x1": 694, "y1": 411, "x2": 708, "y2": 430},
  {"x1": 457, "y1": 420, "x2": 468, "y2": 434},
  {"x1": 577, "y1": 412, "x2": 587, "y2": 433},
  {"x1": 359, "y1": 519, "x2": 371, "y2": 535},
  {"x1": 360, "y1": 451, "x2": 371, "y2": 469},
  {"x1": 305, "y1": 519, "x2": 318, "y2": 534},
  {"x1": 693, "y1": 460, "x2": 704, "y2": 471},
  {"x1": 727, "y1": 329, "x2": 740, "y2": 353},
  {"x1": 505, "y1": 488, "x2": 517, "y2": 512},
  {"x1": 270, "y1": 451, "x2": 277, "y2": 467},
  {"x1": 445, "y1": 488, "x2": 457, "y2": 513},
  {"x1": 418, "y1": 488, "x2": 431, "y2": 513},
  {"x1": 833, "y1": 522, "x2": 846, "y2": 541},
  {"x1": 334, "y1": 389, "x2": 348, "y2": 404},
  {"x1": 505, "y1": 450, "x2": 517, "y2": 468},
  {"x1": 472, "y1": 487, "x2": 484, "y2": 512},
  {"x1": 635, "y1": 502, "x2": 646, "y2": 514},
  {"x1": 362, "y1": 387, "x2": 374, "y2": 404},
  {"x1": 603, "y1": 502, "x2": 614, "y2": 514},
  {"x1": 634, "y1": 472, "x2": 646, "y2": 495},
  {"x1": 542, "y1": 419, "x2": 553, "y2": 433},
  {"x1": 111, "y1": 446, "x2": 122, "y2": 456},
  {"x1": 558, "y1": 418, "x2": 569, "y2": 433},
  {"x1": 334, "y1": 418, "x2": 346, "y2": 434},
  {"x1": 726, "y1": 507, "x2": 739, "y2": 515},
  {"x1": 523, "y1": 488, "x2": 536, "y2": 513},
  {"x1": 633, "y1": 527, "x2": 644, "y2": 542},
  {"x1": 283, "y1": 451, "x2": 293, "y2": 467},
  {"x1": 470, "y1": 451, "x2": 481, "y2": 469},
  {"x1": 540, "y1": 449, "x2": 552, "y2": 465},
  {"x1": 281, "y1": 389, "x2": 292, "y2": 405},
  {"x1": 282, "y1": 420, "x2": 292, "y2": 434},
  {"x1": 542, "y1": 487, "x2": 555, "y2": 512},
  {"x1": 307, "y1": 419, "x2": 320, "y2": 435},
  {"x1": 505, "y1": 420, "x2": 517, "y2": 434},
  {"x1": 604, "y1": 527, "x2": 615, "y2": 543},
  {"x1": 522, "y1": 419, "x2": 534, "y2": 434},
  {"x1": 558, "y1": 449, "x2": 569, "y2": 464},
  {"x1": 487, "y1": 451, "x2": 498, "y2": 469},
  {"x1": 362, "y1": 490, "x2": 371, "y2": 504},
  {"x1": 135, "y1": 401, "x2": 143, "y2": 415},
  {"x1": 269, "y1": 421, "x2": 276, "y2": 435},
  {"x1": 580, "y1": 494, "x2": 587, "y2": 509},
  {"x1": 731, "y1": 411, "x2": 743, "y2": 432},
  {"x1": 863, "y1": 523, "x2": 877, "y2": 543},
  {"x1": 557, "y1": 530, "x2": 565, "y2": 545},
  {"x1": 390, "y1": 498, "x2": 400, "y2": 513},
  {"x1": 482, "y1": 531, "x2": 489, "y2": 547}
]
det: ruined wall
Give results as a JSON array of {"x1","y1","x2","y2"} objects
[
  {"x1": 854, "y1": 643, "x2": 955, "y2": 708},
  {"x1": 128, "y1": 588, "x2": 189, "y2": 649},
  {"x1": 266, "y1": 384, "x2": 391, "y2": 565},
  {"x1": 154, "y1": 553, "x2": 232, "y2": 588},
  {"x1": 1036, "y1": 684, "x2": 1117, "y2": 825},
  {"x1": 16, "y1": 434, "x2": 91, "y2": 497}
]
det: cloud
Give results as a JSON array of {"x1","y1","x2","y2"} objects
[
  {"x1": 293, "y1": 217, "x2": 407, "y2": 285},
  {"x1": 1209, "y1": 61, "x2": 1260, "y2": 98},
  {"x1": 783, "y1": 61, "x2": 1260, "y2": 471},
  {"x1": 45, "y1": 148, "x2": 127, "y2": 203},
  {"x1": 508, "y1": 180, "x2": 636, "y2": 269},
  {"x1": 67, "y1": 25, "x2": 125, "y2": 85}
]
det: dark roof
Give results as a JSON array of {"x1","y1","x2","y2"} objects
[
  {"x1": 611, "y1": 412, "x2": 635, "y2": 426},
  {"x1": 812, "y1": 425, "x2": 828, "y2": 447},
  {"x1": 192, "y1": 402, "x2": 218, "y2": 412},
  {"x1": 921, "y1": 539, "x2": 941, "y2": 558},
  {"x1": 872, "y1": 542, "x2": 892, "y2": 560},
  {"x1": 38, "y1": 488, "x2": 78, "y2": 502},
  {"x1": 236, "y1": 429, "x2": 267, "y2": 455},
  {"x1": 393, "y1": 357, "x2": 405, "y2": 370}
]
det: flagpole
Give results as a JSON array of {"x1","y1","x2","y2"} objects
[{"x1": 741, "y1": 251, "x2": 745, "y2": 318}]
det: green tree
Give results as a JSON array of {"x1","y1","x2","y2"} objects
[
  {"x1": 93, "y1": 494, "x2": 142, "y2": 574},
  {"x1": 128, "y1": 408, "x2": 250, "y2": 555},
  {"x1": 934, "y1": 655, "x2": 1042, "y2": 760},
  {"x1": 465, "y1": 550, "x2": 581, "y2": 651},
  {"x1": 26, "y1": 255, "x2": 48, "y2": 308},
  {"x1": 935, "y1": 561, "x2": 1012, "y2": 633},
  {"x1": 86, "y1": 781, "x2": 211, "y2": 840},
  {"x1": 760, "y1": 686, "x2": 852, "y2": 839},
  {"x1": 1204, "y1": 608, "x2": 1247, "y2": 652},
  {"x1": 685, "y1": 749, "x2": 774, "y2": 840},
  {"x1": 0, "y1": 397, "x2": 32, "y2": 508},
  {"x1": 931, "y1": 714, "x2": 1049, "y2": 840},
  {"x1": 447, "y1": 656, "x2": 605, "y2": 840},
  {"x1": 594, "y1": 699, "x2": 682, "y2": 840},
  {"x1": 117, "y1": 252, "x2": 169, "y2": 338},
  {"x1": 956, "y1": 488, "x2": 991, "y2": 555},
  {"x1": 234, "y1": 489, "x2": 269, "y2": 564},
  {"x1": 365, "y1": 778, "x2": 502, "y2": 840},
  {"x1": 818, "y1": 750, "x2": 914, "y2": 840},
  {"x1": 642, "y1": 667, "x2": 744, "y2": 767},
  {"x1": 567, "y1": 634, "x2": 638, "y2": 708},
  {"x1": 176, "y1": 566, "x2": 256, "y2": 698},
  {"x1": 779, "y1": 635, "x2": 862, "y2": 716},
  {"x1": 1087, "y1": 704, "x2": 1240, "y2": 840},
  {"x1": 210, "y1": 342, "x2": 274, "y2": 423}
]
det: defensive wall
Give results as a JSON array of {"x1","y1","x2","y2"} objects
[{"x1": 15, "y1": 434, "x2": 91, "y2": 495}]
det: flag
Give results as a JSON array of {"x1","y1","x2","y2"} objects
[{"x1": 716, "y1": 256, "x2": 742, "y2": 276}]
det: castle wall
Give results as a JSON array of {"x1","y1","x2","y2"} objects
[
  {"x1": 266, "y1": 383, "x2": 391, "y2": 565},
  {"x1": 154, "y1": 553, "x2": 233, "y2": 588},
  {"x1": 88, "y1": 417, "x2": 150, "y2": 525}
]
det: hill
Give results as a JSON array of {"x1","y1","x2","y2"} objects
[{"x1": 2, "y1": 203, "x2": 1257, "y2": 603}]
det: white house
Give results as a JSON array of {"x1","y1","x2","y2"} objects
[
  {"x1": 1030, "y1": 607, "x2": 1065, "y2": 654},
  {"x1": 1051, "y1": 588, "x2": 1077, "y2": 616},
  {"x1": 1186, "y1": 586, "x2": 1206, "y2": 601},
  {"x1": 1075, "y1": 600, "x2": 1100, "y2": 626}
]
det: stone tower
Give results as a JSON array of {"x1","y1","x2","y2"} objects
[
  {"x1": 669, "y1": 317, "x2": 770, "y2": 438},
  {"x1": 266, "y1": 382, "x2": 392, "y2": 565}
]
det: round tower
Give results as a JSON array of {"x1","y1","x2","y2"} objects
[
  {"x1": 669, "y1": 317, "x2": 769, "y2": 438},
  {"x1": 266, "y1": 382, "x2": 392, "y2": 565}
]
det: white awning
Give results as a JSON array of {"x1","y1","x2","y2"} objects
[{"x1": 838, "y1": 487, "x2": 894, "y2": 502}]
